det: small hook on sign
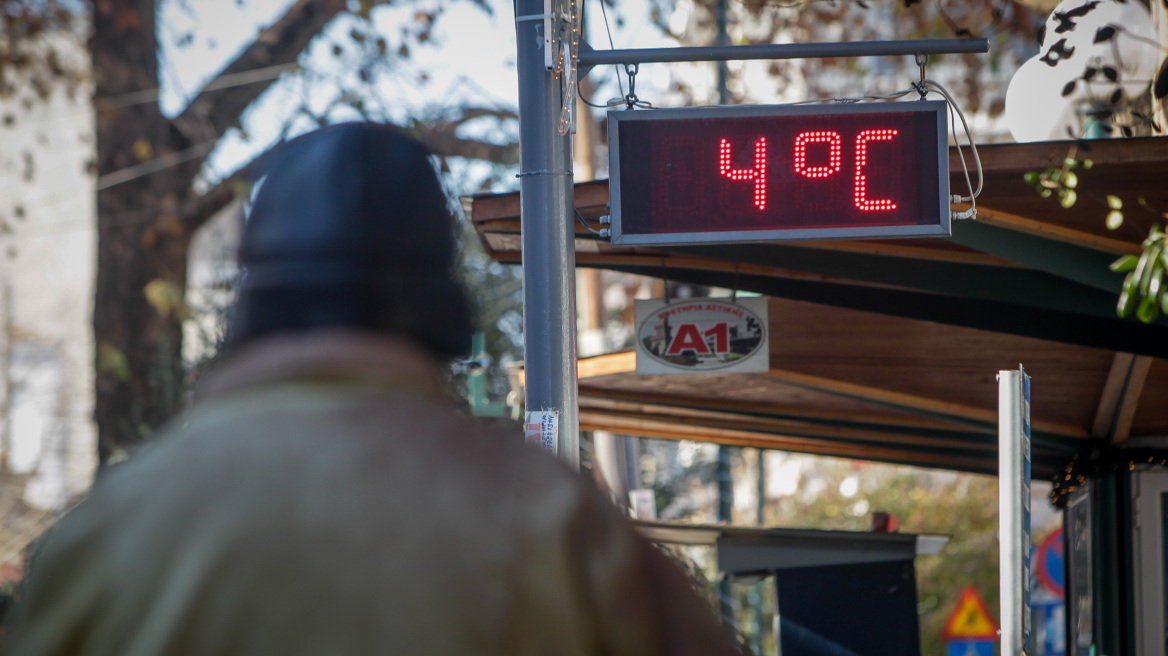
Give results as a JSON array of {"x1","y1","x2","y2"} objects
[{"x1": 914, "y1": 53, "x2": 929, "y2": 100}]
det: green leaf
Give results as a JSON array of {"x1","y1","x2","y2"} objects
[
  {"x1": 1106, "y1": 210, "x2": 1124, "y2": 230},
  {"x1": 1110, "y1": 254, "x2": 1139, "y2": 272},
  {"x1": 1140, "y1": 246, "x2": 1164, "y2": 295},
  {"x1": 1137, "y1": 296, "x2": 1160, "y2": 323},
  {"x1": 1124, "y1": 267, "x2": 1142, "y2": 298},
  {"x1": 1023, "y1": 171, "x2": 1040, "y2": 185},
  {"x1": 97, "y1": 342, "x2": 131, "y2": 383},
  {"x1": 1040, "y1": 188, "x2": 1053, "y2": 198},
  {"x1": 1107, "y1": 194, "x2": 1123, "y2": 210},
  {"x1": 1118, "y1": 289, "x2": 1136, "y2": 317}
]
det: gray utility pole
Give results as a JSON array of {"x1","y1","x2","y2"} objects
[
  {"x1": 714, "y1": 0, "x2": 735, "y2": 633},
  {"x1": 515, "y1": 0, "x2": 580, "y2": 469}
]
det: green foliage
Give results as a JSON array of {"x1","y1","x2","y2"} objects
[
  {"x1": 1114, "y1": 224, "x2": 1168, "y2": 323},
  {"x1": 1027, "y1": 152, "x2": 1168, "y2": 324},
  {"x1": 1024, "y1": 157, "x2": 1091, "y2": 208}
]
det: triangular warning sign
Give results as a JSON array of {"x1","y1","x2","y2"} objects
[{"x1": 942, "y1": 586, "x2": 998, "y2": 640}]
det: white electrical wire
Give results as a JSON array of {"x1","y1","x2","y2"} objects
[
  {"x1": 923, "y1": 79, "x2": 983, "y2": 219},
  {"x1": 789, "y1": 88, "x2": 919, "y2": 105}
]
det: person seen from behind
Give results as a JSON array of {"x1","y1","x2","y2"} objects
[{"x1": 3, "y1": 122, "x2": 743, "y2": 656}]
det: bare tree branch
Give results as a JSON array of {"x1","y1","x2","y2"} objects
[
  {"x1": 411, "y1": 107, "x2": 519, "y2": 164},
  {"x1": 415, "y1": 130, "x2": 519, "y2": 165},
  {"x1": 174, "y1": 0, "x2": 348, "y2": 145},
  {"x1": 183, "y1": 176, "x2": 247, "y2": 231}
]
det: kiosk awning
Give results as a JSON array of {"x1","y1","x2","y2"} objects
[{"x1": 466, "y1": 137, "x2": 1168, "y2": 479}]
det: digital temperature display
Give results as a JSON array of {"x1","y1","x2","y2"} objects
[{"x1": 608, "y1": 101, "x2": 949, "y2": 246}]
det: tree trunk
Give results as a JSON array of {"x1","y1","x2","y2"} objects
[
  {"x1": 92, "y1": 0, "x2": 192, "y2": 462},
  {"x1": 88, "y1": 0, "x2": 501, "y2": 464}
]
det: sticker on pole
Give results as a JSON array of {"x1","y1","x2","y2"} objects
[
  {"x1": 524, "y1": 410, "x2": 559, "y2": 455},
  {"x1": 635, "y1": 297, "x2": 769, "y2": 375}
]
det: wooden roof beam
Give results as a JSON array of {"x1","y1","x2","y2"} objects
[
  {"x1": 1092, "y1": 352, "x2": 1154, "y2": 443},
  {"x1": 764, "y1": 367, "x2": 1086, "y2": 439}
]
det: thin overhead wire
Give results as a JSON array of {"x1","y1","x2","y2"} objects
[
  {"x1": 8, "y1": 62, "x2": 300, "y2": 129},
  {"x1": 596, "y1": 0, "x2": 624, "y2": 98},
  {"x1": 95, "y1": 140, "x2": 218, "y2": 190},
  {"x1": 95, "y1": 62, "x2": 298, "y2": 111}
]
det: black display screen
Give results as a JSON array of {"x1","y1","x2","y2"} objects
[{"x1": 608, "y1": 102, "x2": 949, "y2": 245}]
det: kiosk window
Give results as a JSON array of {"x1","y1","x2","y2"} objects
[
  {"x1": 1067, "y1": 487, "x2": 1093, "y2": 656},
  {"x1": 1162, "y1": 492, "x2": 1168, "y2": 653}
]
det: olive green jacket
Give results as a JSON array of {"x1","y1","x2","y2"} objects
[{"x1": 5, "y1": 331, "x2": 739, "y2": 656}]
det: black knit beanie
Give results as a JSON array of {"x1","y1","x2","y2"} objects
[{"x1": 227, "y1": 122, "x2": 473, "y2": 358}]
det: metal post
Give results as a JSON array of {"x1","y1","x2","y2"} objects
[
  {"x1": 715, "y1": 0, "x2": 729, "y2": 105},
  {"x1": 515, "y1": 0, "x2": 580, "y2": 468},
  {"x1": 717, "y1": 446, "x2": 738, "y2": 632},
  {"x1": 750, "y1": 449, "x2": 766, "y2": 656},
  {"x1": 714, "y1": 9, "x2": 736, "y2": 632},
  {"x1": 577, "y1": 38, "x2": 988, "y2": 68},
  {"x1": 999, "y1": 367, "x2": 1032, "y2": 656}
]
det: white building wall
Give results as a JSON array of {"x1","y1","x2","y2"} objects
[{"x1": 0, "y1": 31, "x2": 97, "y2": 516}]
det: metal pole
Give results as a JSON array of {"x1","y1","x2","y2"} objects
[
  {"x1": 751, "y1": 448, "x2": 765, "y2": 656},
  {"x1": 578, "y1": 37, "x2": 988, "y2": 67},
  {"x1": 515, "y1": 0, "x2": 580, "y2": 469},
  {"x1": 717, "y1": 446, "x2": 738, "y2": 633},
  {"x1": 998, "y1": 367, "x2": 1032, "y2": 656},
  {"x1": 715, "y1": 0, "x2": 729, "y2": 105},
  {"x1": 713, "y1": 5, "x2": 736, "y2": 633}
]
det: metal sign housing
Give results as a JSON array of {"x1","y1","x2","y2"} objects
[{"x1": 608, "y1": 101, "x2": 950, "y2": 246}]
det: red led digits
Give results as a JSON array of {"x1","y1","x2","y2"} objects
[
  {"x1": 719, "y1": 137, "x2": 767, "y2": 210},
  {"x1": 793, "y1": 131, "x2": 842, "y2": 179},
  {"x1": 854, "y1": 129, "x2": 899, "y2": 211},
  {"x1": 716, "y1": 128, "x2": 901, "y2": 214}
]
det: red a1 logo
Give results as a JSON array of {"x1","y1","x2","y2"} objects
[{"x1": 664, "y1": 322, "x2": 729, "y2": 356}]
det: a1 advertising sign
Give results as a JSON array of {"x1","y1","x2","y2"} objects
[
  {"x1": 635, "y1": 297, "x2": 769, "y2": 375},
  {"x1": 608, "y1": 101, "x2": 949, "y2": 246}
]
